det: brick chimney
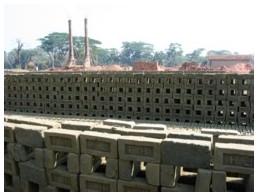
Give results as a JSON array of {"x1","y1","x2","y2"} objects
[
  {"x1": 67, "y1": 19, "x2": 76, "y2": 67},
  {"x1": 83, "y1": 18, "x2": 91, "y2": 67}
]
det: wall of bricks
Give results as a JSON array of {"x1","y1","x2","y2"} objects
[
  {"x1": 4, "y1": 72, "x2": 254, "y2": 127},
  {"x1": 4, "y1": 116, "x2": 254, "y2": 192}
]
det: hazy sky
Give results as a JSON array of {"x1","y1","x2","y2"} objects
[{"x1": 4, "y1": 0, "x2": 256, "y2": 54}]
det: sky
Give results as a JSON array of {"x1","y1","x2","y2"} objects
[{"x1": 3, "y1": 0, "x2": 256, "y2": 55}]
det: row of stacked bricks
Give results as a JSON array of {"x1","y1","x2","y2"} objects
[
  {"x1": 4, "y1": 117, "x2": 254, "y2": 192},
  {"x1": 4, "y1": 72, "x2": 254, "y2": 126}
]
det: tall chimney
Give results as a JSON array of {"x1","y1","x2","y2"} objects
[
  {"x1": 83, "y1": 18, "x2": 91, "y2": 67},
  {"x1": 67, "y1": 19, "x2": 75, "y2": 67}
]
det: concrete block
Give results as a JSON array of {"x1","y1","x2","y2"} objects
[
  {"x1": 167, "y1": 131, "x2": 212, "y2": 142},
  {"x1": 6, "y1": 116, "x2": 61, "y2": 128},
  {"x1": 118, "y1": 179, "x2": 158, "y2": 192},
  {"x1": 217, "y1": 135, "x2": 254, "y2": 145},
  {"x1": 133, "y1": 123, "x2": 167, "y2": 131},
  {"x1": 80, "y1": 131, "x2": 120, "y2": 158},
  {"x1": 195, "y1": 169, "x2": 212, "y2": 192},
  {"x1": 161, "y1": 138, "x2": 211, "y2": 168},
  {"x1": 80, "y1": 174, "x2": 117, "y2": 191},
  {"x1": 61, "y1": 120, "x2": 95, "y2": 131},
  {"x1": 4, "y1": 156, "x2": 19, "y2": 176},
  {"x1": 4, "y1": 122, "x2": 16, "y2": 143},
  {"x1": 14, "y1": 124, "x2": 47, "y2": 148},
  {"x1": 103, "y1": 119, "x2": 135, "y2": 128},
  {"x1": 145, "y1": 163, "x2": 160, "y2": 186},
  {"x1": 80, "y1": 154, "x2": 95, "y2": 174},
  {"x1": 160, "y1": 165, "x2": 180, "y2": 187},
  {"x1": 201, "y1": 128, "x2": 240, "y2": 136},
  {"x1": 126, "y1": 128, "x2": 167, "y2": 139},
  {"x1": 214, "y1": 143, "x2": 254, "y2": 174},
  {"x1": 19, "y1": 160, "x2": 47, "y2": 185},
  {"x1": 161, "y1": 184, "x2": 194, "y2": 192},
  {"x1": 245, "y1": 174, "x2": 254, "y2": 192},
  {"x1": 6, "y1": 142, "x2": 15, "y2": 159},
  {"x1": 212, "y1": 170, "x2": 226, "y2": 192},
  {"x1": 118, "y1": 159, "x2": 133, "y2": 180},
  {"x1": 105, "y1": 158, "x2": 118, "y2": 179},
  {"x1": 34, "y1": 148, "x2": 45, "y2": 168},
  {"x1": 14, "y1": 143, "x2": 34, "y2": 162},
  {"x1": 39, "y1": 185, "x2": 58, "y2": 192},
  {"x1": 118, "y1": 136, "x2": 161, "y2": 163},
  {"x1": 4, "y1": 174, "x2": 21, "y2": 192},
  {"x1": 44, "y1": 149, "x2": 56, "y2": 169},
  {"x1": 91, "y1": 124, "x2": 114, "y2": 134},
  {"x1": 67, "y1": 153, "x2": 80, "y2": 173},
  {"x1": 44, "y1": 128, "x2": 81, "y2": 153},
  {"x1": 47, "y1": 167, "x2": 79, "y2": 191}
]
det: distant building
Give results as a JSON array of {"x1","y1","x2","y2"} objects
[{"x1": 207, "y1": 55, "x2": 254, "y2": 67}]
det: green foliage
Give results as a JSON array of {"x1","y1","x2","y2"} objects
[{"x1": 4, "y1": 32, "x2": 238, "y2": 70}]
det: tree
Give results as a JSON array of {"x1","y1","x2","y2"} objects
[
  {"x1": 120, "y1": 41, "x2": 154, "y2": 65},
  {"x1": 15, "y1": 39, "x2": 23, "y2": 68},
  {"x1": 153, "y1": 51, "x2": 166, "y2": 65},
  {"x1": 185, "y1": 48, "x2": 205, "y2": 63},
  {"x1": 165, "y1": 43, "x2": 183, "y2": 66},
  {"x1": 206, "y1": 50, "x2": 232, "y2": 56}
]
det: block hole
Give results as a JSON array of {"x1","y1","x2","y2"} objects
[
  {"x1": 28, "y1": 181, "x2": 40, "y2": 192},
  {"x1": 4, "y1": 174, "x2": 13, "y2": 186}
]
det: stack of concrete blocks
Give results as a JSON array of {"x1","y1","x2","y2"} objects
[
  {"x1": 160, "y1": 130, "x2": 213, "y2": 192},
  {"x1": 4, "y1": 117, "x2": 62, "y2": 191},
  {"x1": 4, "y1": 72, "x2": 254, "y2": 127},
  {"x1": 44, "y1": 128, "x2": 81, "y2": 191},
  {"x1": 213, "y1": 135, "x2": 254, "y2": 192}
]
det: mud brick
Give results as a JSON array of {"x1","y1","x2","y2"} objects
[
  {"x1": 118, "y1": 136, "x2": 161, "y2": 163},
  {"x1": 217, "y1": 135, "x2": 254, "y2": 145},
  {"x1": 161, "y1": 138, "x2": 211, "y2": 168},
  {"x1": 4, "y1": 156, "x2": 19, "y2": 176},
  {"x1": 39, "y1": 185, "x2": 59, "y2": 192},
  {"x1": 19, "y1": 160, "x2": 47, "y2": 186},
  {"x1": 6, "y1": 116, "x2": 61, "y2": 128},
  {"x1": 44, "y1": 128, "x2": 81, "y2": 153},
  {"x1": 80, "y1": 131, "x2": 120, "y2": 158},
  {"x1": 167, "y1": 131, "x2": 212, "y2": 142},
  {"x1": 160, "y1": 165, "x2": 180, "y2": 187},
  {"x1": 14, "y1": 124, "x2": 47, "y2": 148},
  {"x1": 61, "y1": 120, "x2": 95, "y2": 131},
  {"x1": 47, "y1": 167, "x2": 79, "y2": 191},
  {"x1": 44, "y1": 149, "x2": 56, "y2": 169},
  {"x1": 172, "y1": 95, "x2": 182, "y2": 106},
  {"x1": 214, "y1": 143, "x2": 254, "y2": 174},
  {"x1": 133, "y1": 123, "x2": 167, "y2": 131},
  {"x1": 80, "y1": 174, "x2": 117, "y2": 191},
  {"x1": 195, "y1": 169, "x2": 212, "y2": 192},
  {"x1": 161, "y1": 184, "x2": 194, "y2": 192},
  {"x1": 4, "y1": 122, "x2": 16, "y2": 143},
  {"x1": 212, "y1": 170, "x2": 226, "y2": 192},
  {"x1": 67, "y1": 153, "x2": 80, "y2": 173},
  {"x1": 118, "y1": 159, "x2": 133, "y2": 180}
]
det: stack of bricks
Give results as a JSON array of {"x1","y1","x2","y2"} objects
[
  {"x1": 4, "y1": 72, "x2": 254, "y2": 127},
  {"x1": 4, "y1": 116, "x2": 254, "y2": 192}
]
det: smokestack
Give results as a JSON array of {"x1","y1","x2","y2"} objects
[
  {"x1": 67, "y1": 19, "x2": 75, "y2": 67},
  {"x1": 83, "y1": 18, "x2": 91, "y2": 67}
]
